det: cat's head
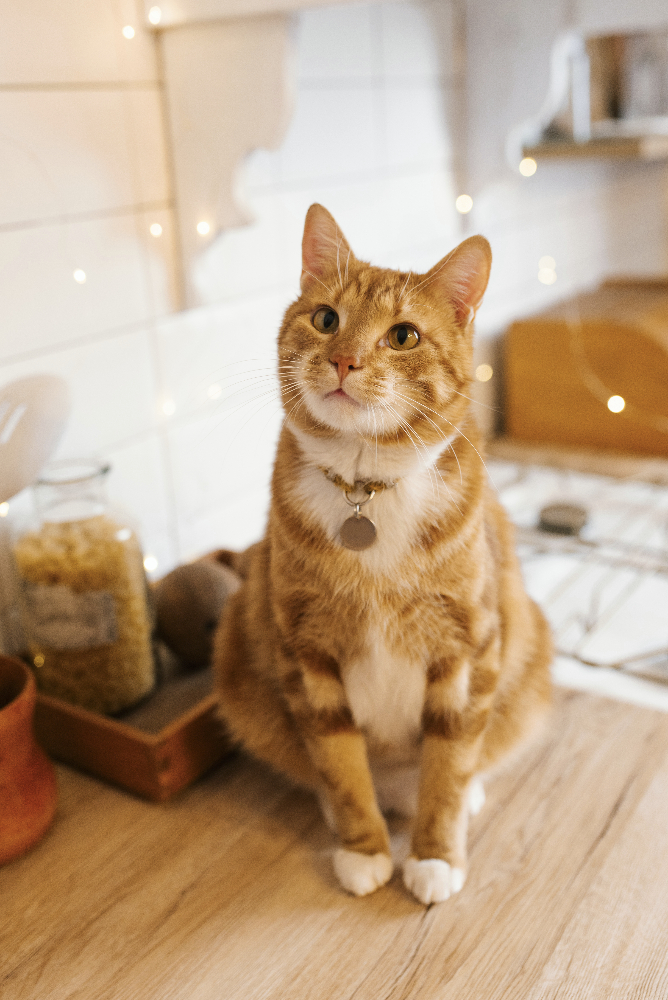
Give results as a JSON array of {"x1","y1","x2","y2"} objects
[{"x1": 278, "y1": 204, "x2": 491, "y2": 447}]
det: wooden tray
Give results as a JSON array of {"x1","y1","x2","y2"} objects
[{"x1": 34, "y1": 670, "x2": 233, "y2": 802}]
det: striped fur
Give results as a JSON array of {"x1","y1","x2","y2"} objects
[{"x1": 214, "y1": 205, "x2": 552, "y2": 904}]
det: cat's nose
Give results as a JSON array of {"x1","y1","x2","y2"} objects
[{"x1": 330, "y1": 354, "x2": 361, "y2": 382}]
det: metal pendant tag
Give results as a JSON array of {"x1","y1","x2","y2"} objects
[{"x1": 340, "y1": 514, "x2": 377, "y2": 551}]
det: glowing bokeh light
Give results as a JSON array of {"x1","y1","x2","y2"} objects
[
  {"x1": 519, "y1": 157, "x2": 537, "y2": 176},
  {"x1": 607, "y1": 395, "x2": 625, "y2": 413},
  {"x1": 455, "y1": 194, "x2": 473, "y2": 214},
  {"x1": 538, "y1": 267, "x2": 556, "y2": 285},
  {"x1": 475, "y1": 364, "x2": 493, "y2": 382}
]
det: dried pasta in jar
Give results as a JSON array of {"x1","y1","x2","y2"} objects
[{"x1": 12, "y1": 461, "x2": 155, "y2": 714}]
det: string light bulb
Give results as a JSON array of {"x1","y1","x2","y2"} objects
[
  {"x1": 122, "y1": 25, "x2": 135, "y2": 39},
  {"x1": 148, "y1": 7, "x2": 162, "y2": 25},
  {"x1": 0, "y1": 502, "x2": 8, "y2": 517},
  {"x1": 73, "y1": 269, "x2": 86, "y2": 283},
  {"x1": 538, "y1": 265, "x2": 556, "y2": 285},
  {"x1": 607, "y1": 395, "x2": 625, "y2": 413},
  {"x1": 149, "y1": 223, "x2": 162, "y2": 237},
  {"x1": 197, "y1": 221, "x2": 210, "y2": 235},
  {"x1": 475, "y1": 364, "x2": 493, "y2": 382},
  {"x1": 455, "y1": 194, "x2": 473, "y2": 214},
  {"x1": 143, "y1": 555, "x2": 158, "y2": 572},
  {"x1": 519, "y1": 157, "x2": 537, "y2": 176}
]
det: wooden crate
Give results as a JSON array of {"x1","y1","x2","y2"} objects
[
  {"x1": 504, "y1": 279, "x2": 668, "y2": 457},
  {"x1": 34, "y1": 670, "x2": 233, "y2": 802}
]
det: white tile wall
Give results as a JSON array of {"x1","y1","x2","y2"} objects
[{"x1": 1, "y1": 0, "x2": 667, "y2": 604}]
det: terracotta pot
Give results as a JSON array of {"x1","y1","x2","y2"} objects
[{"x1": 0, "y1": 655, "x2": 57, "y2": 865}]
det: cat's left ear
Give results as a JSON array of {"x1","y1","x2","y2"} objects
[
  {"x1": 300, "y1": 203, "x2": 355, "y2": 293},
  {"x1": 427, "y1": 235, "x2": 492, "y2": 329}
]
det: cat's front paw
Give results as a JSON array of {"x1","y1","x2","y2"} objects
[
  {"x1": 333, "y1": 849, "x2": 393, "y2": 897},
  {"x1": 403, "y1": 857, "x2": 465, "y2": 905}
]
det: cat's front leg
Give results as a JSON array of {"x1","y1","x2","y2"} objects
[
  {"x1": 286, "y1": 651, "x2": 393, "y2": 896},
  {"x1": 405, "y1": 647, "x2": 498, "y2": 905}
]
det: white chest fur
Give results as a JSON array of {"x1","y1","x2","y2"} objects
[
  {"x1": 288, "y1": 424, "x2": 458, "y2": 576},
  {"x1": 286, "y1": 424, "x2": 456, "y2": 750},
  {"x1": 343, "y1": 627, "x2": 426, "y2": 749}
]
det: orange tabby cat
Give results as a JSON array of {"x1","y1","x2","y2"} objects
[{"x1": 213, "y1": 203, "x2": 552, "y2": 905}]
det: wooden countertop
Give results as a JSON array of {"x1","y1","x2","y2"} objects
[{"x1": 2, "y1": 688, "x2": 668, "y2": 999}]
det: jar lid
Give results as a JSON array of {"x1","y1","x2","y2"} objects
[{"x1": 37, "y1": 459, "x2": 110, "y2": 486}]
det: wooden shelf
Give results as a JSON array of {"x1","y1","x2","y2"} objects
[{"x1": 524, "y1": 134, "x2": 668, "y2": 161}]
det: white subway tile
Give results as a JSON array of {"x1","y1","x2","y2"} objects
[
  {"x1": 192, "y1": 193, "x2": 289, "y2": 304},
  {"x1": 0, "y1": 0, "x2": 157, "y2": 85},
  {"x1": 0, "y1": 327, "x2": 158, "y2": 456},
  {"x1": 277, "y1": 87, "x2": 379, "y2": 185},
  {"x1": 175, "y1": 484, "x2": 271, "y2": 562},
  {"x1": 156, "y1": 291, "x2": 291, "y2": 420},
  {"x1": 106, "y1": 432, "x2": 178, "y2": 573},
  {"x1": 124, "y1": 88, "x2": 171, "y2": 206},
  {"x1": 167, "y1": 405, "x2": 281, "y2": 552},
  {"x1": 0, "y1": 89, "x2": 165, "y2": 228},
  {"x1": 296, "y1": 3, "x2": 378, "y2": 81},
  {"x1": 379, "y1": 1, "x2": 441, "y2": 80},
  {"x1": 136, "y1": 207, "x2": 180, "y2": 317},
  {"x1": 0, "y1": 213, "x2": 154, "y2": 359},
  {"x1": 382, "y1": 84, "x2": 450, "y2": 170}
]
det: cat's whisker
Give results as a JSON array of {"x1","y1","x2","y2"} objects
[
  {"x1": 390, "y1": 389, "x2": 464, "y2": 487},
  {"x1": 387, "y1": 385, "x2": 496, "y2": 490},
  {"x1": 379, "y1": 391, "x2": 462, "y2": 509},
  {"x1": 393, "y1": 376, "x2": 498, "y2": 413}
]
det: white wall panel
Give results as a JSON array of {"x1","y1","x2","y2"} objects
[
  {"x1": 0, "y1": 214, "x2": 153, "y2": 359},
  {"x1": 0, "y1": 0, "x2": 157, "y2": 85},
  {"x1": 0, "y1": 88, "x2": 166, "y2": 228},
  {"x1": 0, "y1": 327, "x2": 158, "y2": 455}
]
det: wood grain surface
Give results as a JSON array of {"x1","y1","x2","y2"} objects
[{"x1": 2, "y1": 688, "x2": 668, "y2": 999}]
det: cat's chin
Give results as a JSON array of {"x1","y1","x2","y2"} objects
[{"x1": 302, "y1": 389, "x2": 394, "y2": 437}]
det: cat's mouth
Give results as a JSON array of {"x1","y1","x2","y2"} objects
[{"x1": 324, "y1": 387, "x2": 361, "y2": 407}]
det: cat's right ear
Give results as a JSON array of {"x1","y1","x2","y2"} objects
[{"x1": 300, "y1": 204, "x2": 354, "y2": 293}]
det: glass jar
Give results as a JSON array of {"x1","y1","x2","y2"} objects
[{"x1": 12, "y1": 460, "x2": 155, "y2": 714}]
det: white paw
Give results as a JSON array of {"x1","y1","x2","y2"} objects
[
  {"x1": 468, "y1": 777, "x2": 486, "y2": 817},
  {"x1": 333, "y1": 849, "x2": 393, "y2": 897},
  {"x1": 403, "y1": 857, "x2": 465, "y2": 905}
]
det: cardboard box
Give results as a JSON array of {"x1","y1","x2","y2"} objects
[{"x1": 505, "y1": 279, "x2": 668, "y2": 457}]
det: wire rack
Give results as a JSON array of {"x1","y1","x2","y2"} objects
[{"x1": 491, "y1": 460, "x2": 668, "y2": 686}]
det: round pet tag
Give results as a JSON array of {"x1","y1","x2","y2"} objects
[{"x1": 339, "y1": 515, "x2": 377, "y2": 551}]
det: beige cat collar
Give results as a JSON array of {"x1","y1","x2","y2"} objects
[{"x1": 319, "y1": 467, "x2": 397, "y2": 552}]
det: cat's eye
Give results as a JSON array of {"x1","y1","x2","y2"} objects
[
  {"x1": 312, "y1": 308, "x2": 339, "y2": 334},
  {"x1": 388, "y1": 324, "x2": 420, "y2": 351}
]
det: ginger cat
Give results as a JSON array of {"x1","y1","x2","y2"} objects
[{"x1": 213, "y1": 204, "x2": 552, "y2": 905}]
